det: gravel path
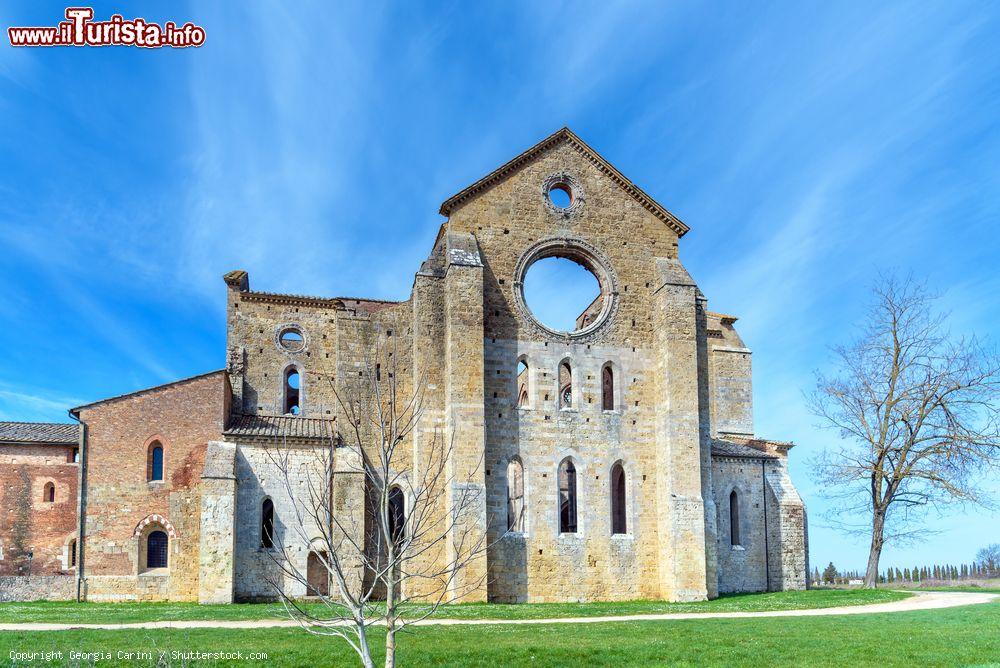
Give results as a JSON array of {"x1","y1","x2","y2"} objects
[{"x1": 0, "y1": 590, "x2": 994, "y2": 632}]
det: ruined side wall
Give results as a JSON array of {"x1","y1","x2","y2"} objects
[
  {"x1": 0, "y1": 444, "x2": 78, "y2": 576},
  {"x1": 78, "y1": 373, "x2": 226, "y2": 602},
  {"x1": 225, "y1": 285, "x2": 342, "y2": 418},
  {"x1": 765, "y1": 462, "x2": 808, "y2": 591},
  {"x1": 232, "y1": 441, "x2": 366, "y2": 602},
  {"x1": 712, "y1": 457, "x2": 768, "y2": 593}
]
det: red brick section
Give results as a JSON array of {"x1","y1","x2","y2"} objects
[
  {"x1": 73, "y1": 371, "x2": 228, "y2": 598},
  {"x1": 0, "y1": 443, "x2": 79, "y2": 576}
]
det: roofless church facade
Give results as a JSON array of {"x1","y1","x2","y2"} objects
[{"x1": 0, "y1": 128, "x2": 807, "y2": 603}]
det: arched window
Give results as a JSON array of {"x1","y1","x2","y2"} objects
[
  {"x1": 602, "y1": 364, "x2": 615, "y2": 411},
  {"x1": 43, "y1": 482, "x2": 55, "y2": 503},
  {"x1": 516, "y1": 359, "x2": 529, "y2": 408},
  {"x1": 69, "y1": 539, "x2": 77, "y2": 568},
  {"x1": 730, "y1": 490, "x2": 741, "y2": 547},
  {"x1": 261, "y1": 498, "x2": 274, "y2": 549},
  {"x1": 611, "y1": 461, "x2": 626, "y2": 534},
  {"x1": 147, "y1": 530, "x2": 168, "y2": 569},
  {"x1": 558, "y1": 361, "x2": 572, "y2": 409},
  {"x1": 558, "y1": 458, "x2": 577, "y2": 533},
  {"x1": 148, "y1": 442, "x2": 164, "y2": 482},
  {"x1": 506, "y1": 458, "x2": 524, "y2": 532},
  {"x1": 284, "y1": 367, "x2": 301, "y2": 415},
  {"x1": 388, "y1": 487, "x2": 405, "y2": 542}
]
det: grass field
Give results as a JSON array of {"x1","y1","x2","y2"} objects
[
  {"x1": 0, "y1": 589, "x2": 906, "y2": 624},
  {"x1": 0, "y1": 598, "x2": 996, "y2": 667}
]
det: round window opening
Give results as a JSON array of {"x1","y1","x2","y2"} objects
[
  {"x1": 523, "y1": 256, "x2": 604, "y2": 333},
  {"x1": 546, "y1": 182, "x2": 573, "y2": 209},
  {"x1": 278, "y1": 327, "x2": 305, "y2": 352}
]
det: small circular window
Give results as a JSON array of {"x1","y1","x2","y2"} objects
[
  {"x1": 541, "y1": 173, "x2": 583, "y2": 214},
  {"x1": 547, "y1": 183, "x2": 573, "y2": 209},
  {"x1": 278, "y1": 327, "x2": 305, "y2": 352}
]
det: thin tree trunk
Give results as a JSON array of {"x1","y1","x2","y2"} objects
[
  {"x1": 384, "y1": 619, "x2": 396, "y2": 668},
  {"x1": 864, "y1": 509, "x2": 886, "y2": 588},
  {"x1": 358, "y1": 624, "x2": 375, "y2": 668}
]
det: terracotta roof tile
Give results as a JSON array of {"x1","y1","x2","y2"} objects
[
  {"x1": 0, "y1": 421, "x2": 79, "y2": 445},
  {"x1": 224, "y1": 414, "x2": 335, "y2": 441}
]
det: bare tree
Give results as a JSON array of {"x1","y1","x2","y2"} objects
[
  {"x1": 977, "y1": 543, "x2": 1000, "y2": 577},
  {"x1": 810, "y1": 275, "x2": 1000, "y2": 588},
  {"x1": 258, "y1": 328, "x2": 495, "y2": 668}
]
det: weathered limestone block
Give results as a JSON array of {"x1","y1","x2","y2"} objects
[{"x1": 199, "y1": 441, "x2": 236, "y2": 604}]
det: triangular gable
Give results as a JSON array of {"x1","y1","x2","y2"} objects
[{"x1": 438, "y1": 127, "x2": 689, "y2": 237}]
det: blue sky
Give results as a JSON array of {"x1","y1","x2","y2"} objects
[{"x1": 1, "y1": 2, "x2": 998, "y2": 572}]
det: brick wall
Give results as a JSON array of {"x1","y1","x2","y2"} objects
[
  {"x1": 75, "y1": 371, "x2": 227, "y2": 601},
  {"x1": 0, "y1": 443, "x2": 79, "y2": 576}
]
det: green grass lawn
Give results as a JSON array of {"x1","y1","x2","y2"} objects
[
  {"x1": 0, "y1": 599, "x2": 996, "y2": 667},
  {"x1": 0, "y1": 589, "x2": 907, "y2": 624}
]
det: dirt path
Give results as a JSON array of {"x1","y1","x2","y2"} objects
[{"x1": 0, "y1": 591, "x2": 994, "y2": 632}]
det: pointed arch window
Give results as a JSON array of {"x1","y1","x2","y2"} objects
[
  {"x1": 730, "y1": 490, "x2": 741, "y2": 547},
  {"x1": 558, "y1": 458, "x2": 577, "y2": 533},
  {"x1": 602, "y1": 364, "x2": 615, "y2": 411},
  {"x1": 388, "y1": 487, "x2": 405, "y2": 542},
  {"x1": 558, "y1": 361, "x2": 572, "y2": 409},
  {"x1": 611, "y1": 461, "x2": 626, "y2": 534},
  {"x1": 284, "y1": 367, "x2": 301, "y2": 415},
  {"x1": 261, "y1": 498, "x2": 274, "y2": 549},
  {"x1": 506, "y1": 458, "x2": 525, "y2": 532},
  {"x1": 516, "y1": 359, "x2": 529, "y2": 408}
]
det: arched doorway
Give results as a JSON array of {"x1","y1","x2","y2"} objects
[{"x1": 306, "y1": 551, "x2": 329, "y2": 597}]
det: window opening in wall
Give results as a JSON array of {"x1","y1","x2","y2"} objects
[
  {"x1": 69, "y1": 539, "x2": 77, "y2": 567},
  {"x1": 147, "y1": 530, "x2": 168, "y2": 569},
  {"x1": 546, "y1": 182, "x2": 573, "y2": 209},
  {"x1": 523, "y1": 256, "x2": 603, "y2": 333},
  {"x1": 730, "y1": 490, "x2": 742, "y2": 547},
  {"x1": 261, "y1": 498, "x2": 274, "y2": 549},
  {"x1": 507, "y1": 458, "x2": 525, "y2": 532},
  {"x1": 602, "y1": 365, "x2": 615, "y2": 411},
  {"x1": 388, "y1": 487, "x2": 405, "y2": 542},
  {"x1": 558, "y1": 361, "x2": 572, "y2": 409},
  {"x1": 69, "y1": 447, "x2": 79, "y2": 463},
  {"x1": 558, "y1": 458, "x2": 577, "y2": 533},
  {"x1": 284, "y1": 367, "x2": 301, "y2": 415},
  {"x1": 278, "y1": 327, "x2": 305, "y2": 352},
  {"x1": 611, "y1": 462, "x2": 627, "y2": 534},
  {"x1": 148, "y1": 443, "x2": 164, "y2": 482},
  {"x1": 43, "y1": 482, "x2": 55, "y2": 503},
  {"x1": 516, "y1": 360, "x2": 529, "y2": 407}
]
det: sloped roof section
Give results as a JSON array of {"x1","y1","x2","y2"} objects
[
  {"x1": 439, "y1": 127, "x2": 689, "y2": 237},
  {"x1": 0, "y1": 421, "x2": 79, "y2": 445},
  {"x1": 224, "y1": 414, "x2": 336, "y2": 441}
]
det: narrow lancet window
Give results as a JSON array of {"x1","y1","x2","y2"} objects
[
  {"x1": 611, "y1": 462, "x2": 626, "y2": 534},
  {"x1": 730, "y1": 490, "x2": 741, "y2": 547},
  {"x1": 284, "y1": 367, "x2": 301, "y2": 415},
  {"x1": 507, "y1": 458, "x2": 525, "y2": 532},
  {"x1": 558, "y1": 458, "x2": 577, "y2": 533},
  {"x1": 261, "y1": 498, "x2": 274, "y2": 548},
  {"x1": 516, "y1": 359, "x2": 529, "y2": 407},
  {"x1": 558, "y1": 361, "x2": 572, "y2": 409},
  {"x1": 602, "y1": 364, "x2": 614, "y2": 411}
]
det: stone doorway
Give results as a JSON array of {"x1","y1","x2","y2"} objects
[{"x1": 306, "y1": 551, "x2": 329, "y2": 597}]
